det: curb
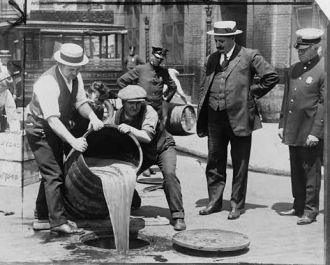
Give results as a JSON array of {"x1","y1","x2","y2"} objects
[{"x1": 175, "y1": 145, "x2": 291, "y2": 177}]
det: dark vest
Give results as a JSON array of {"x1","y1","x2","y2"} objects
[
  {"x1": 208, "y1": 45, "x2": 241, "y2": 111},
  {"x1": 114, "y1": 104, "x2": 175, "y2": 160},
  {"x1": 29, "y1": 66, "x2": 78, "y2": 128}
]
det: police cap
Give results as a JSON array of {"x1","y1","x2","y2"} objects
[
  {"x1": 152, "y1": 46, "x2": 168, "y2": 59},
  {"x1": 294, "y1": 28, "x2": 324, "y2": 49}
]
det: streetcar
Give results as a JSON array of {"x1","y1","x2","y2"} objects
[{"x1": 0, "y1": 20, "x2": 127, "y2": 106}]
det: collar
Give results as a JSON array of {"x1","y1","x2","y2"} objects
[
  {"x1": 224, "y1": 44, "x2": 235, "y2": 59},
  {"x1": 291, "y1": 55, "x2": 321, "y2": 79},
  {"x1": 303, "y1": 54, "x2": 320, "y2": 67},
  {"x1": 58, "y1": 66, "x2": 71, "y2": 85}
]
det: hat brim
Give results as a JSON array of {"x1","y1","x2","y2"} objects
[
  {"x1": 207, "y1": 29, "x2": 243, "y2": 36},
  {"x1": 54, "y1": 51, "x2": 89, "y2": 66}
]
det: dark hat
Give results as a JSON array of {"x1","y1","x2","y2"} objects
[
  {"x1": 207, "y1": 21, "x2": 243, "y2": 36},
  {"x1": 152, "y1": 46, "x2": 168, "y2": 59},
  {"x1": 294, "y1": 28, "x2": 324, "y2": 49},
  {"x1": 118, "y1": 85, "x2": 146, "y2": 102}
]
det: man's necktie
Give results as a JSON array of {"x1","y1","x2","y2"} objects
[{"x1": 221, "y1": 54, "x2": 229, "y2": 69}]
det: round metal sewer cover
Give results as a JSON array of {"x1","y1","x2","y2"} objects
[{"x1": 172, "y1": 229, "x2": 250, "y2": 252}]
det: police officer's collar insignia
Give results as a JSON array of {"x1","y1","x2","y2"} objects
[{"x1": 305, "y1": 76, "x2": 313, "y2": 85}]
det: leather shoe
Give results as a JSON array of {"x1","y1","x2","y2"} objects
[
  {"x1": 297, "y1": 214, "x2": 316, "y2": 225},
  {"x1": 199, "y1": 205, "x2": 221, "y2": 215},
  {"x1": 51, "y1": 223, "x2": 84, "y2": 235},
  {"x1": 228, "y1": 208, "x2": 243, "y2": 220},
  {"x1": 173, "y1": 218, "x2": 186, "y2": 231},
  {"x1": 279, "y1": 209, "x2": 301, "y2": 216}
]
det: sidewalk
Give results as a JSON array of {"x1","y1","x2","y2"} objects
[{"x1": 174, "y1": 122, "x2": 291, "y2": 176}]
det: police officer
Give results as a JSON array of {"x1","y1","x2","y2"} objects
[
  {"x1": 117, "y1": 46, "x2": 177, "y2": 125},
  {"x1": 278, "y1": 28, "x2": 324, "y2": 225},
  {"x1": 123, "y1": 46, "x2": 144, "y2": 71}
]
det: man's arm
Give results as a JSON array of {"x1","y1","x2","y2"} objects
[
  {"x1": 117, "y1": 67, "x2": 140, "y2": 89},
  {"x1": 47, "y1": 116, "x2": 87, "y2": 152},
  {"x1": 117, "y1": 105, "x2": 158, "y2": 144},
  {"x1": 117, "y1": 124, "x2": 152, "y2": 143},
  {"x1": 309, "y1": 71, "x2": 325, "y2": 139},
  {"x1": 249, "y1": 51, "x2": 279, "y2": 99},
  {"x1": 77, "y1": 102, "x2": 104, "y2": 131}
]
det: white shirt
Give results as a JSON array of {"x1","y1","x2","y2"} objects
[
  {"x1": 31, "y1": 68, "x2": 88, "y2": 120},
  {"x1": 220, "y1": 44, "x2": 235, "y2": 65}
]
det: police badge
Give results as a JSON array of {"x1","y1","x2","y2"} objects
[{"x1": 305, "y1": 76, "x2": 313, "y2": 85}]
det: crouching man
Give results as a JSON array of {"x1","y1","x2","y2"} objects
[{"x1": 108, "y1": 85, "x2": 186, "y2": 231}]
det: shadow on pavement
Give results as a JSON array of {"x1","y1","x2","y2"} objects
[
  {"x1": 132, "y1": 205, "x2": 172, "y2": 219},
  {"x1": 195, "y1": 198, "x2": 267, "y2": 211},
  {"x1": 271, "y1": 202, "x2": 293, "y2": 215}
]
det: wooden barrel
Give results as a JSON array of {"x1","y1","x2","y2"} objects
[
  {"x1": 166, "y1": 104, "x2": 196, "y2": 135},
  {"x1": 63, "y1": 125, "x2": 142, "y2": 219}
]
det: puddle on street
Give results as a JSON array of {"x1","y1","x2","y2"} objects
[{"x1": 29, "y1": 227, "x2": 174, "y2": 262}]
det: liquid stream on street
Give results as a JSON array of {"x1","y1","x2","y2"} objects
[{"x1": 86, "y1": 157, "x2": 137, "y2": 253}]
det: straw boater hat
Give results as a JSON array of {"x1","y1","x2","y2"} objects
[
  {"x1": 294, "y1": 28, "x2": 324, "y2": 49},
  {"x1": 118, "y1": 85, "x2": 147, "y2": 102},
  {"x1": 207, "y1": 21, "x2": 243, "y2": 36},
  {"x1": 54, "y1": 43, "x2": 89, "y2": 66}
]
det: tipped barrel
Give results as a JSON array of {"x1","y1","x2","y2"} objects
[{"x1": 63, "y1": 125, "x2": 142, "y2": 219}]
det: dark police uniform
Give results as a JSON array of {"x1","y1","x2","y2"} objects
[
  {"x1": 279, "y1": 29, "x2": 324, "y2": 223},
  {"x1": 117, "y1": 60, "x2": 177, "y2": 121}
]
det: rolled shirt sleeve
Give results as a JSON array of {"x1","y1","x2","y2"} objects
[
  {"x1": 33, "y1": 75, "x2": 61, "y2": 119},
  {"x1": 141, "y1": 105, "x2": 158, "y2": 139},
  {"x1": 74, "y1": 74, "x2": 88, "y2": 109}
]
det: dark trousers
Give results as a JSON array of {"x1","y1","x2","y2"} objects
[
  {"x1": 25, "y1": 115, "x2": 67, "y2": 228},
  {"x1": 136, "y1": 146, "x2": 184, "y2": 219},
  {"x1": 206, "y1": 107, "x2": 251, "y2": 210},
  {"x1": 289, "y1": 143, "x2": 322, "y2": 217}
]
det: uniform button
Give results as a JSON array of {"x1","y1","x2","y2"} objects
[
  {"x1": 290, "y1": 99, "x2": 293, "y2": 102},
  {"x1": 304, "y1": 66, "x2": 307, "y2": 70},
  {"x1": 298, "y1": 77, "x2": 302, "y2": 80},
  {"x1": 294, "y1": 88, "x2": 297, "y2": 91},
  {"x1": 289, "y1": 110, "x2": 292, "y2": 114}
]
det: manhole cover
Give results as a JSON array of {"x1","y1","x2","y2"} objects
[
  {"x1": 137, "y1": 177, "x2": 163, "y2": 185},
  {"x1": 172, "y1": 229, "x2": 250, "y2": 252}
]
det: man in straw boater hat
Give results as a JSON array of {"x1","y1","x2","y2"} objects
[
  {"x1": 109, "y1": 84, "x2": 186, "y2": 231},
  {"x1": 196, "y1": 21, "x2": 279, "y2": 219},
  {"x1": 25, "y1": 43, "x2": 104, "y2": 235},
  {"x1": 278, "y1": 28, "x2": 325, "y2": 225}
]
